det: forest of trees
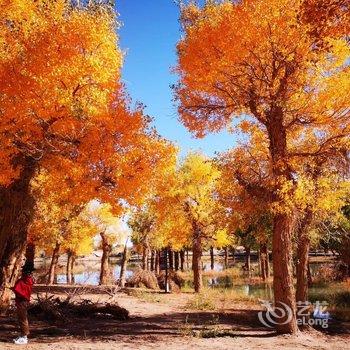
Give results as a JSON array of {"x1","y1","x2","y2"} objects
[{"x1": 0, "y1": 0, "x2": 349, "y2": 337}]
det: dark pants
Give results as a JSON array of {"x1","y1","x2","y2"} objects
[{"x1": 16, "y1": 301, "x2": 29, "y2": 336}]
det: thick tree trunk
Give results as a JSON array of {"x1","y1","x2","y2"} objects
[
  {"x1": 48, "y1": 242, "x2": 60, "y2": 285},
  {"x1": 0, "y1": 245, "x2": 26, "y2": 313},
  {"x1": 174, "y1": 251, "x2": 179, "y2": 271},
  {"x1": 224, "y1": 247, "x2": 228, "y2": 269},
  {"x1": 119, "y1": 240, "x2": 129, "y2": 288},
  {"x1": 272, "y1": 213, "x2": 298, "y2": 334},
  {"x1": 192, "y1": 229, "x2": 203, "y2": 293},
  {"x1": 100, "y1": 232, "x2": 112, "y2": 285},
  {"x1": 0, "y1": 159, "x2": 36, "y2": 313},
  {"x1": 210, "y1": 246, "x2": 214, "y2": 270},
  {"x1": 268, "y1": 111, "x2": 298, "y2": 334},
  {"x1": 180, "y1": 250, "x2": 185, "y2": 271}
]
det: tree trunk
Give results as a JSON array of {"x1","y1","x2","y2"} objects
[
  {"x1": 307, "y1": 261, "x2": 312, "y2": 286},
  {"x1": 224, "y1": 247, "x2": 228, "y2": 269},
  {"x1": 164, "y1": 249, "x2": 169, "y2": 292},
  {"x1": 66, "y1": 251, "x2": 73, "y2": 284},
  {"x1": 266, "y1": 249, "x2": 270, "y2": 279},
  {"x1": 260, "y1": 243, "x2": 268, "y2": 281},
  {"x1": 210, "y1": 246, "x2": 214, "y2": 270},
  {"x1": 119, "y1": 240, "x2": 129, "y2": 288},
  {"x1": 244, "y1": 246, "x2": 251, "y2": 275},
  {"x1": 272, "y1": 213, "x2": 298, "y2": 334},
  {"x1": 192, "y1": 229, "x2": 203, "y2": 293},
  {"x1": 155, "y1": 250, "x2": 160, "y2": 275},
  {"x1": 174, "y1": 251, "x2": 179, "y2": 271},
  {"x1": 70, "y1": 254, "x2": 75, "y2": 284},
  {"x1": 180, "y1": 250, "x2": 185, "y2": 271},
  {"x1": 142, "y1": 244, "x2": 149, "y2": 270},
  {"x1": 47, "y1": 242, "x2": 60, "y2": 285},
  {"x1": 150, "y1": 250, "x2": 155, "y2": 271},
  {"x1": 100, "y1": 231, "x2": 112, "y2": 285},
  {"x1": 168, "y1": 249, "x2": 174, "y2": 270},
  {"x1": 186, "y1": 249, "x2": 190, "y2": 270},
  {"x1": 25, "y1": 242, "x2": 35, "y2": 263},
  {"x1": 268, "y1": 111, "x2": 298, "y2": 334},
  {"x1": 147, "y1": 250, "x2": 151, "y2": 271},
  {"x1": 0, "y1": 158, "x2": 36, "y2": 313},
  {"x1": 231, "y1": 246, "x2": 236, "y2": 265}
]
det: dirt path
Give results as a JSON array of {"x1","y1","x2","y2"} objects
[{"x1": 0, "y1": 286, "x2": 348, "y2": 349}]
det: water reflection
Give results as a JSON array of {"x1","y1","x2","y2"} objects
[
  {"x1": 56, "y1": 263, "x2": 134, "y2": 285},
  {"x1": 203, "y1": 262, "x2": 224, "y2": 272}
]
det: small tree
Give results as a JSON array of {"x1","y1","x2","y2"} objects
[{"x1": 88, "y1": 202, "x2": 128, "y2": 285}]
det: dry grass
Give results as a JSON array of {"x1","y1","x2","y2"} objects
[
  {"x1": 185, "y1": 287, "x2": 257, "y2": 311},
  {"x1": 126, "y1": 288, "x2": 165, "y2": 303}
]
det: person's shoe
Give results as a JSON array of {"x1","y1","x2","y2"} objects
[{"x1": 13, "y1": 336, "x2": 28, "y2": 345}]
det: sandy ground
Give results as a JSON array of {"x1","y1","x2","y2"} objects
[{"x1": 0, "y1": 285, "x2": 349, "y2": 350}]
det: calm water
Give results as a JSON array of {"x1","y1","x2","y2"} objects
[{"x1": 55, "y1": 261, "x2": 135, "y2": 285}]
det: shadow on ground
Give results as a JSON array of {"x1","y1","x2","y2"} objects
[
  {"x1": 0, "y1": 285, "x2": 348, "y2": 344},
  {"x1": 0, "y1": 308, "x2": 276, "y2": 343}
]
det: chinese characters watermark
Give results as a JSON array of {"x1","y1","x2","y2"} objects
[{"x1": 258, "y1": 300, "x2": 330, "y2": 329}]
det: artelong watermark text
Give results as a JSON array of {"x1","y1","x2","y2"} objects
[{"x1": 258, "y1": 300, "x2": 330, "y2": 329}]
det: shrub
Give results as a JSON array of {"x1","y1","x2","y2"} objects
[{"x1": 126, "y1": 269, "x2": 159, "y2": 290}]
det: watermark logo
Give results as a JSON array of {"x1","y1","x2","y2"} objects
[{"x1": 258, "y1": 300, "x2": 330, "y2": 329}]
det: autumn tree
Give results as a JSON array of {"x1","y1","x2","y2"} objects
[
  {"x1": 152, "y1": 153, "x2": 222, "y2": 292},
  {"x1": 127, "y1": 148, "x2": 179, "y2": 273},
  {"x1": 0, "y1": 0, "x2": 174, "y2": 308},
  {"x1": 175, "y1": 0, "x2": 350, "y2": 333},
  {"x1": 62, "y1": 212, "x2": 96, "y2": 284},
  {"x1": 292, "y1": 161, "x2": 349, "y2": 308},
  {"x1": 0, "y1": 0, "x2": 120, "y2": 301},
  {"x1": 128, "y1": 208, "x2": 155, "y2": 271},
  {"x1": 88, "y1": 201, "x2": 128, "y2": 285},
  {"x1": 217, "y1": 143, "x2": 273, "y2": 280},
  {"x1": 29, "y1": 174, "x2": 93, "y2": 285}
]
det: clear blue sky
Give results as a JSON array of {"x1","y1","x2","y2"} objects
[{"x1": 116, "y1": 0, "x2": 236, "y2": 157}]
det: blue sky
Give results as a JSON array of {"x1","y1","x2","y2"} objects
[{"x1": 116, "y1": 0, "x2": 236, "y2": 157}]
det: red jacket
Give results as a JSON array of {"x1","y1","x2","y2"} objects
[{"x1": 13, "y1": 275, "x2": 34, "y2": 304}]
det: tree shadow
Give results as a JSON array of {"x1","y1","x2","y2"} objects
[{"x1": 0, "y1": 308, "x2": 277, "y2": 343}]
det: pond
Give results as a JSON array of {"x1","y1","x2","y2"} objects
[
  {"x1": 43, "y1": 259, "x2": 342, "y2": 302},
  {"x1": 53, "y1": 259, "x2": 136, "y2": 285}
]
